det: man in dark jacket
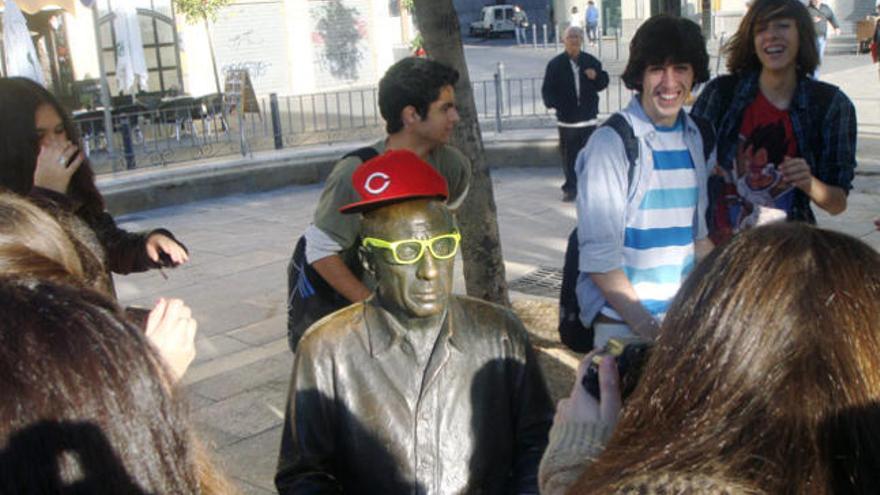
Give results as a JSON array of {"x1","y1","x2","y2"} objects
[{"x1": 542, "y1": 25, "x2": 609, "y2": 201}]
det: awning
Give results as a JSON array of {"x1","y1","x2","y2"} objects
[
  {"x1": 113, "y1": 1, "x2": 148, "y2": 93},
  {"x1": 2, "y1": 0, "x2": 45, "y2": 83},
  {"x1": 0, "y1": 0, "x2": 78, "y2": 14}
]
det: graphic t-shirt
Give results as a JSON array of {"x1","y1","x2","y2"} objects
[{"x1": 724, "y1": 92, "x2": 798, "y2": 234}]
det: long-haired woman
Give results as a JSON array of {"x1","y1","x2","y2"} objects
[
  {"x1": 540, "y1": 223, "x2": 880, "y2": 494},
  {"x1": 0, "y1": 277, "x2": 231, "y2": 493},
  {"x1": 0, "y1": 77, "x2": 188, "y2": 297},
  {"x1": 691, "y1": 0, "x2": 856, "y2": 245}
]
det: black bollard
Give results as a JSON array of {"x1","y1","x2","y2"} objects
[{"x1": 270, "y1": 93, "x2": 283, "y2": 150}]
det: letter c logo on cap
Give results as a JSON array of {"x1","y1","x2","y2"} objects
[{"x1": 364, "y1": 172, "x2": 391, "y2": 195}]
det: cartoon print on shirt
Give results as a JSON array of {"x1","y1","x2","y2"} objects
[{"x1": 732, "y1": 121, "x2": 795, "y2": 230}]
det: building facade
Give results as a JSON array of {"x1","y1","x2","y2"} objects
[{"x1": 1, "y1": 0, "x2": 404, "y2": 106}]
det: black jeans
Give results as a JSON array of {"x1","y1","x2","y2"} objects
[{"x1": 558, "y1": 125, "x2": 596, "y2": 196}]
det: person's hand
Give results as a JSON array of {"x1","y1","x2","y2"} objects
[
  {"x1": 555, "y1": 351, "x2": 622, "y2": 428},
  {"x1": 146, "y1": 233, "x2": 189, "y2": 267},
  {"x1": 779, "y1": 156, "x2": 814, "y2": 192},
  {"x1": 145, "y1": 298, "x2": 197, "y2": 381},
  {"x1": 33, "y1": 141, "x2": 84, "y2": 194},
  {"x1": 585, "y1": 68, "x2": 597, "y2": 80}
]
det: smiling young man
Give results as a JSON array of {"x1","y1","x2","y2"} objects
[
  {"x1": 286, "y1": 57, "x2": 471, "y2": 350},
  {"x1": 573, "y1": 15, "x2": 713, "y2": 346},
  {"x1": 692, "y1": 0, "x2": 855, "y2": 244}
]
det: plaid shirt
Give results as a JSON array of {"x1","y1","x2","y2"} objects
[{"x1": 691, "y1": 70, "x2": 857, "y2": 224}]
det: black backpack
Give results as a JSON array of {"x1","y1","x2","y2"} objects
[
  {"x1": 286, "y1": 147, "x2": 379, "y2": 351},
  {"x1": 558, "y1": 114, "x2": 715, "y2": 352}
]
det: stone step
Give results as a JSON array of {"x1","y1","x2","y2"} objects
[{"x1": 825, "y1": 35, "x2": 861, "y2": 55}]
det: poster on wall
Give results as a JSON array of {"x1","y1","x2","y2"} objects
[{"x1": 309, "y1": 0, "x2": 376, "y2": 88}]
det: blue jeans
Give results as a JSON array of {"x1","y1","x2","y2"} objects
[
  {"x1": 587, "y1": 22, "x2": 598, "y2": 43},
  {"x1": 515, "y1": 26, "x2": 527, "y2": 44}
]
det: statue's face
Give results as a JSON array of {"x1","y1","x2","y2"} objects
[{"x1": 363, "y1": 199, "x2": 456, "y2": 322}]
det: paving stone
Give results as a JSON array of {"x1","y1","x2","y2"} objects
[
  {"x1": 217, "y1": 426, "x2": 284, "y2": 493},
  {"x1": 182, "y1": 389, "x2": 217, "y2": 412},
  {"x1": 227, "y1": 313, "x2": 288, "y2": 346},
  {"x1": 192, "y1": 334, "x2": 251, "y2": 366},
  {"x1": 189, "y1": 353, "x2": 292, "y2": 402},
  {"x1": 192, "y1": 386, "x2": 287, "y2": 443}
]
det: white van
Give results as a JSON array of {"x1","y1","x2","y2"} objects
[{"x1": 469, "y1": 5, "x2": 517, "y2": 37}]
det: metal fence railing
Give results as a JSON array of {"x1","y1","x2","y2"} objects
[
  {"x1": 74, "y1": 35, "x2": 732, "y2": 174},
  {"x1": 77, "y1": 73, "x2": 636, "y2": 174}
]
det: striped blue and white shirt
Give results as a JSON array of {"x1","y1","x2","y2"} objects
[{"x1": 601, "y1": 118, "x2": 697, "y2": 321}]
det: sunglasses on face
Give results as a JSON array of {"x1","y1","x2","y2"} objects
[{"x1": 362, "y1": 230, "x2": 461, "y2": 265}]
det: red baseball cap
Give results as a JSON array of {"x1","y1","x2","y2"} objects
[{"x1": 339, "y1": 149, "x2": 449, "y2": 213}]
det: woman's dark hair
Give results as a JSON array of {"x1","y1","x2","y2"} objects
[
  {"x1": 0, "y1": 278, "x2": 234, "y2": 493},
  {"x1": 725, "y1": 0, "x2": 819, "y2": 76},
  {"x1": 378, "y1": 57, "x2": 459, "y2": 134},
  {"x1": 621, "y1": 15, "x2": 710, "y2": 92},
  {"x1": 0, "y1": 78, "x2": 104, "y2": 216},
  {"x1": 572, "y1": 223, "x2": 880, "y2": 494}
]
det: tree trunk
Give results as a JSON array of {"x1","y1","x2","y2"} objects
[
  {"x1": 411, "y1": 0, "x2": 510, "y2": 307},
  {"x1": 204, "y1": 15, "x2": 223, "y2": 95}
]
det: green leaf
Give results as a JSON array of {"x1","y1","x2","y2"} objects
[{"x1": 174, "y1": 0, "x2": 233, "y2": 23}]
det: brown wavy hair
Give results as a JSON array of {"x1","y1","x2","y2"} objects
[
  {"x1": 0, "y1": 192, "x2": 84, "y2": 284},
  {"x1": 724, "y1": 0, "x2": 819, "y2": 77},
  {"x1": 571, "y1": 223, "x2": 880, "y2": 494},
  {"x1": 0, "y1": 278, "x2": 236, "y2": 494},
  {"x1": 0, "y1": 78, "x2": 104, "y2": 216}
]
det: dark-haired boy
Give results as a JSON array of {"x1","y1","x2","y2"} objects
[
  {"x1": 286, "y1": 57, "x2": 471, "y2": 350},
  {"x1": 574, "y1": 15, "x2": 714, "y2": 347}
]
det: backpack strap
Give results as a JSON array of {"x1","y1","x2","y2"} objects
[
  {"x1": 600, "y1": 113, "x2": 639, "y2": 187},
  {"x1": 342, "y1": 146, "x2": 380, "y2": 163}
]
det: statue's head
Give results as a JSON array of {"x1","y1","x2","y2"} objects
[{"x1": 341, "y1": 150, "x2": 457, "y2": 323}]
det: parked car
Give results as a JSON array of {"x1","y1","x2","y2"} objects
[{"x1": 469, "y1": 5, "x2": 517, "y2": 37}]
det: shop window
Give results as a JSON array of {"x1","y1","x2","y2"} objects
[{"x1": 98, "y1": 0, "x2": 183, "y2": 95}]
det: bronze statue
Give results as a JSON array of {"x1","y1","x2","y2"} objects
[{"x1": 275, "y1": 150, "x2": 553, "y2": 494}]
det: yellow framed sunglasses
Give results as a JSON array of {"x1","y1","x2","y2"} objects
[{"x1": 361, "y1": 230, "x2": 461, "y2": 265}]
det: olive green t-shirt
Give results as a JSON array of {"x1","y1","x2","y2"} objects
[{"x1": 313, "y1": 140, "x2": 471, "y2": 258}]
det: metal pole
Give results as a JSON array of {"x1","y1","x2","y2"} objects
[
  {"x1": 615, "y1": 29, "x2": 620, "y2": 61},
  {"x1": 598, "y1": 26, "x2": 603, "y2": 58},
  {"x1": 270, "y1": 93, "x2": 283, "y2": 150},
  {"x1": 496, "y1": 62, "x2": 505, "y2": 116},
  {"x1": 542, "y1": 24, "x2": 548, "y2": 48},
  {"x1": 532, "y1": 24, "x2": 537, "y2": 49},
  {"x1": 238, "y1": 108, "x2": 249, "y2": 156},
  {"x1": 90, "y1": 4, "x2": 115, "y2": 159},
  {"x1": 493, "y1": 72, "x2": 502, "y2": 134},
  {"x1": 715, "y1": 32, "x2": 726, "y2": 75},
  {"x1": 554, "y1": 24, "x2": 560, "y2": 51}
]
